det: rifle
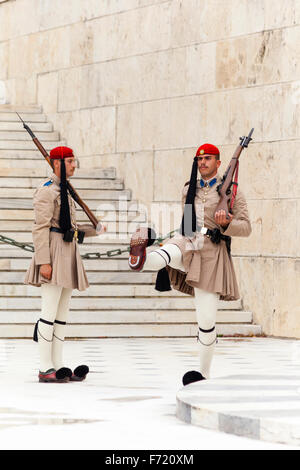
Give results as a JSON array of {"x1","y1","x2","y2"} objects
[
  {"x1": 16, "y1": 113, "x2": 99, "y2": 229},
  {"x1": 216, "y1": 128, "x2": 254, "y2": 219}
]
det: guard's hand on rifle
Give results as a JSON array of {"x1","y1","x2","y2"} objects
[
  {"x1": 96, "y1": 223, "x2": 107, "y2": 236},
  {"x1": 215, "y1": 210, "x2": 233, "y2": 228},
  {"x1": 40, "y1": 264, "x2": 52, "y2": 280}
]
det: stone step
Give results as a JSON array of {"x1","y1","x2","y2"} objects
[
  {"x1": 3, "y1": 259, "x2": 192, "y2": 275},
  {"x1": 0, "y1": 167, "x2": 117, "y2": 179},
  {"x1": 0, "y1": 236, "x2": 131, "y2": 247},
  {"x1": 75, "y1": 167, "x2": 117, "y2": 179},
  {"x1": 0, "y1": 105, "x2": 42, "y2": 113},
  {"x1": 0, "y1": 187, "x2": 132, "y2": 200},
  {"x1": 0, "y1": 150, "x2": 54, "y2": 159},
  {"x1": 0, "y1": 219, "x2": 138, "y2": 234},
  {"x1": 0, "y1": 245, "x2": 130, "y2": 259},
  {"x1": 0, "y1": 283, "x2": 186, "y2": 297},
  {"x1": 0, "y1": 165, "x2": 51, "y2": 175},
  {"x1": 0, "y1": 177, "x2": 124, "y2": 190},
  {"x1": 0, "y1": 130, "x2": 60, "y2": 141},
  {"x1": 0, "y1": 241, "x2": 151, "y2": 259},
  {"x1": 0, "y1": 122, "x2": 53, "y2": 132},
  {"x1": 0, "y1": 217, "x2": 144, "y2": 231},
  {"x1": 0, "y1": 258, "x2": 141, "y2": 271},
  {"x1": 0, "y1": 113, "x2": 47, "y2": 122},
  {"x1": 0, "y1": 270, "x2": 153, "y2": 284},
  {"x1": 0, "y1": 282, "x2": 242, "y2": 307},
  {"x1": 0, "y1": 296, "x2": 241, "y2": 310},
  {"x1": 0, "y1": 235, "x2": 134, "y2": 248},
  {"x1": 0, "y1": 159, "x2": 50, "y2": 169},
  {"x1": 0, "y1": 198, "x2": 139, "y2": 210},
  {"x1": 0, "y1": 230, "x2": 136, "y2": 243},
  {"x1": 0, "y1": 160, "x2": 49, "y2": 169},
  {"x1": 0, "y1": 323, "x2": 262, "y2": 338},
  {"x1": 0, "y1": 208, "x2": 142, "y2": 221},
  {"x1": 0, "y1": 140, "x2": 65, "y2": 150},
  {"x1": 0, "y1": 310, "x2": 252, "y2": 324}
]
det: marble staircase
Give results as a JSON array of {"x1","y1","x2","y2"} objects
[{"x1": 0, "y1": 105, "x2": 261, "y2": 338}]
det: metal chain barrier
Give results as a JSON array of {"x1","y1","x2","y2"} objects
[
  {"x1": 0, "y1": 234, "x2": 35, "y2": 253},
  {"x1": 0, "y1": 229, "x2": 179, "y2": 260}
]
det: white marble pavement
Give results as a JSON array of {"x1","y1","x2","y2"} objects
[
  {"x1": 0, "y1": 337, "x2": 298, "y2": 450},
  {"x1": 177, "y1": 337, "x2": 300, "y2": 447}
]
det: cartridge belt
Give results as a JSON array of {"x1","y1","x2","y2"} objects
[{"x1": 50, "y1": 227, "x2": 84, "y2": 244}]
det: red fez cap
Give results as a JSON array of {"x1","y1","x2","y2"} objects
[
  {"x1": 50, "y1": 146, "x2": 74, "y2": 159},
  {"x1": 196, "y1": 143, "x2": 220, "y2": 157}
]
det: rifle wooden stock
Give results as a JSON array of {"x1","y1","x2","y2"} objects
[
  {"x1": 215, "y1": 155, "x2": 240, "y2": 217},
  {"x1": 66, "y1": 182, "x2": 99, "y2": 228},
  {"x1": 32, "y1": 137, "x2": 52, "y2": 165},
  {"x1": 215, "y1": 129, "x2": 254, "y2": 219}
]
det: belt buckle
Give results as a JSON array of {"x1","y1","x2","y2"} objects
[
  {"x1": 200, "y1": 227, "x2": 209, "y2": 237},
  {"x1": 74, "y1": 229, "x2": 78, "y2": 242}
]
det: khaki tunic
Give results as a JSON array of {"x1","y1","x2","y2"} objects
[
  {"x1": 24, "y1": 173, "x2": 96, "y2": 291},
  {"x1": 166, "y1": 174, "x2": 251, "y2": 301}
]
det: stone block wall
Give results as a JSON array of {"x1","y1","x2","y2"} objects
[{"x1": 0, "y1": 0, "x2": 299, "y2": 337}]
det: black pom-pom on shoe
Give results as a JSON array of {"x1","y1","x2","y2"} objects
[
  {"x1": 70, "y1": 365, "x2": 89, "y2": 382},
  {"x1": 182, "y1": 370, "x2": 206, "y2": 386},
  {"x1": 56, "y1": 367, "x2": 72, "y2": 380},
  {"x1": 74, "y1": 365, "x2": 89, "y2": 377}
]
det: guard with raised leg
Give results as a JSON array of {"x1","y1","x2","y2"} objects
[{"x1": 129, "y1": 134, "x2": 253, "y2": 386}]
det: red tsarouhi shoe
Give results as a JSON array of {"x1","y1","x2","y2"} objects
[
  {"x1": 128, "y1": 227, "x2": 156, "y2": 271},
  {"x1": 38, "y1": 368, "x2": 70, "y2": 383}
]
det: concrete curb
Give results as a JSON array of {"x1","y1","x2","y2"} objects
[{"x1": 176, "y1": 374, "x2": 300, "y2": 447}]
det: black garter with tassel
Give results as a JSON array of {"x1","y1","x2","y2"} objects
[{"x1": 155, "y1": 267, "x2": 171, "y2": 292}]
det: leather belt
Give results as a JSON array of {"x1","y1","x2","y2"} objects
[
  {"x1": 199, "y1": 227, "x2": 231, "y2": 256},
  {"x1": 50, "y1": 227, "x2": 79, "y2": 242}
]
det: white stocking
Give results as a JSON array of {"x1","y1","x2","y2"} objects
[
  {"x1": 143, "y1": 245, "x2": 219, "y2": 379},
  {"x1": 38, "y1": 284, "x2": 63, "y2": 373},
  {"x1": 52, "y1": 288, "x2": 73, "y2": 370},
  {"x1": 142, "y1": 243, "x2": 185, "y2": 272},
  {"x1": 194, "y1": 287, "x2": 219, "y2": 379}
]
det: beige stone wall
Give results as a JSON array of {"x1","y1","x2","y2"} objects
[{"x1": 0, "y1": 0, "x2": 300, "y2": 337}]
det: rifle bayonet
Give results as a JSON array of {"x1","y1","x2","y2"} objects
[
  {"x1": 16, "y1": 112, "x2": 36, "y2": 139},
  {"x1": 240, "y1": 127, "x2": 254, "y2": 148}
]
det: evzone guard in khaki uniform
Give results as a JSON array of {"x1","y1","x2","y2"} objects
[
  {"x1": 128, "y1": 143, "x2": 251, "y2": 385},
  {"x1": 25, "y1": 146, "x2": 105, "y2": 383}
]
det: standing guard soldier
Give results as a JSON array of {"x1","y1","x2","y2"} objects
[
  {"x1": 25, "y1": 146, "x2": 105, "y2": 383},
  {"x1": 128, "y1": 143, "x2": 251, "y2": 385}
]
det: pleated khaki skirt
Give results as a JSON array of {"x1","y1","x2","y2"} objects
[
  {"x1": 24, "y1": 231, "x2": 89, "y2": 291},
  {"x1": 166, "y1": 236, "x2": 240, "y2": 301}
]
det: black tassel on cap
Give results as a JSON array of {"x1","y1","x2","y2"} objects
[
  {"x1": 180, "y1": 157, "x2": 198, "y2": 237},
  {"x1": 59, "y1": 158, "x2": 72, "y2": 233}
]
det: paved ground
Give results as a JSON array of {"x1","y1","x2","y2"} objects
[
  {"x1": 0, "y1": 337, "x2": 298, "y2": 450},
  {"x1": 177, "y1": 337, "x2": 300, "y2": 447}
]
